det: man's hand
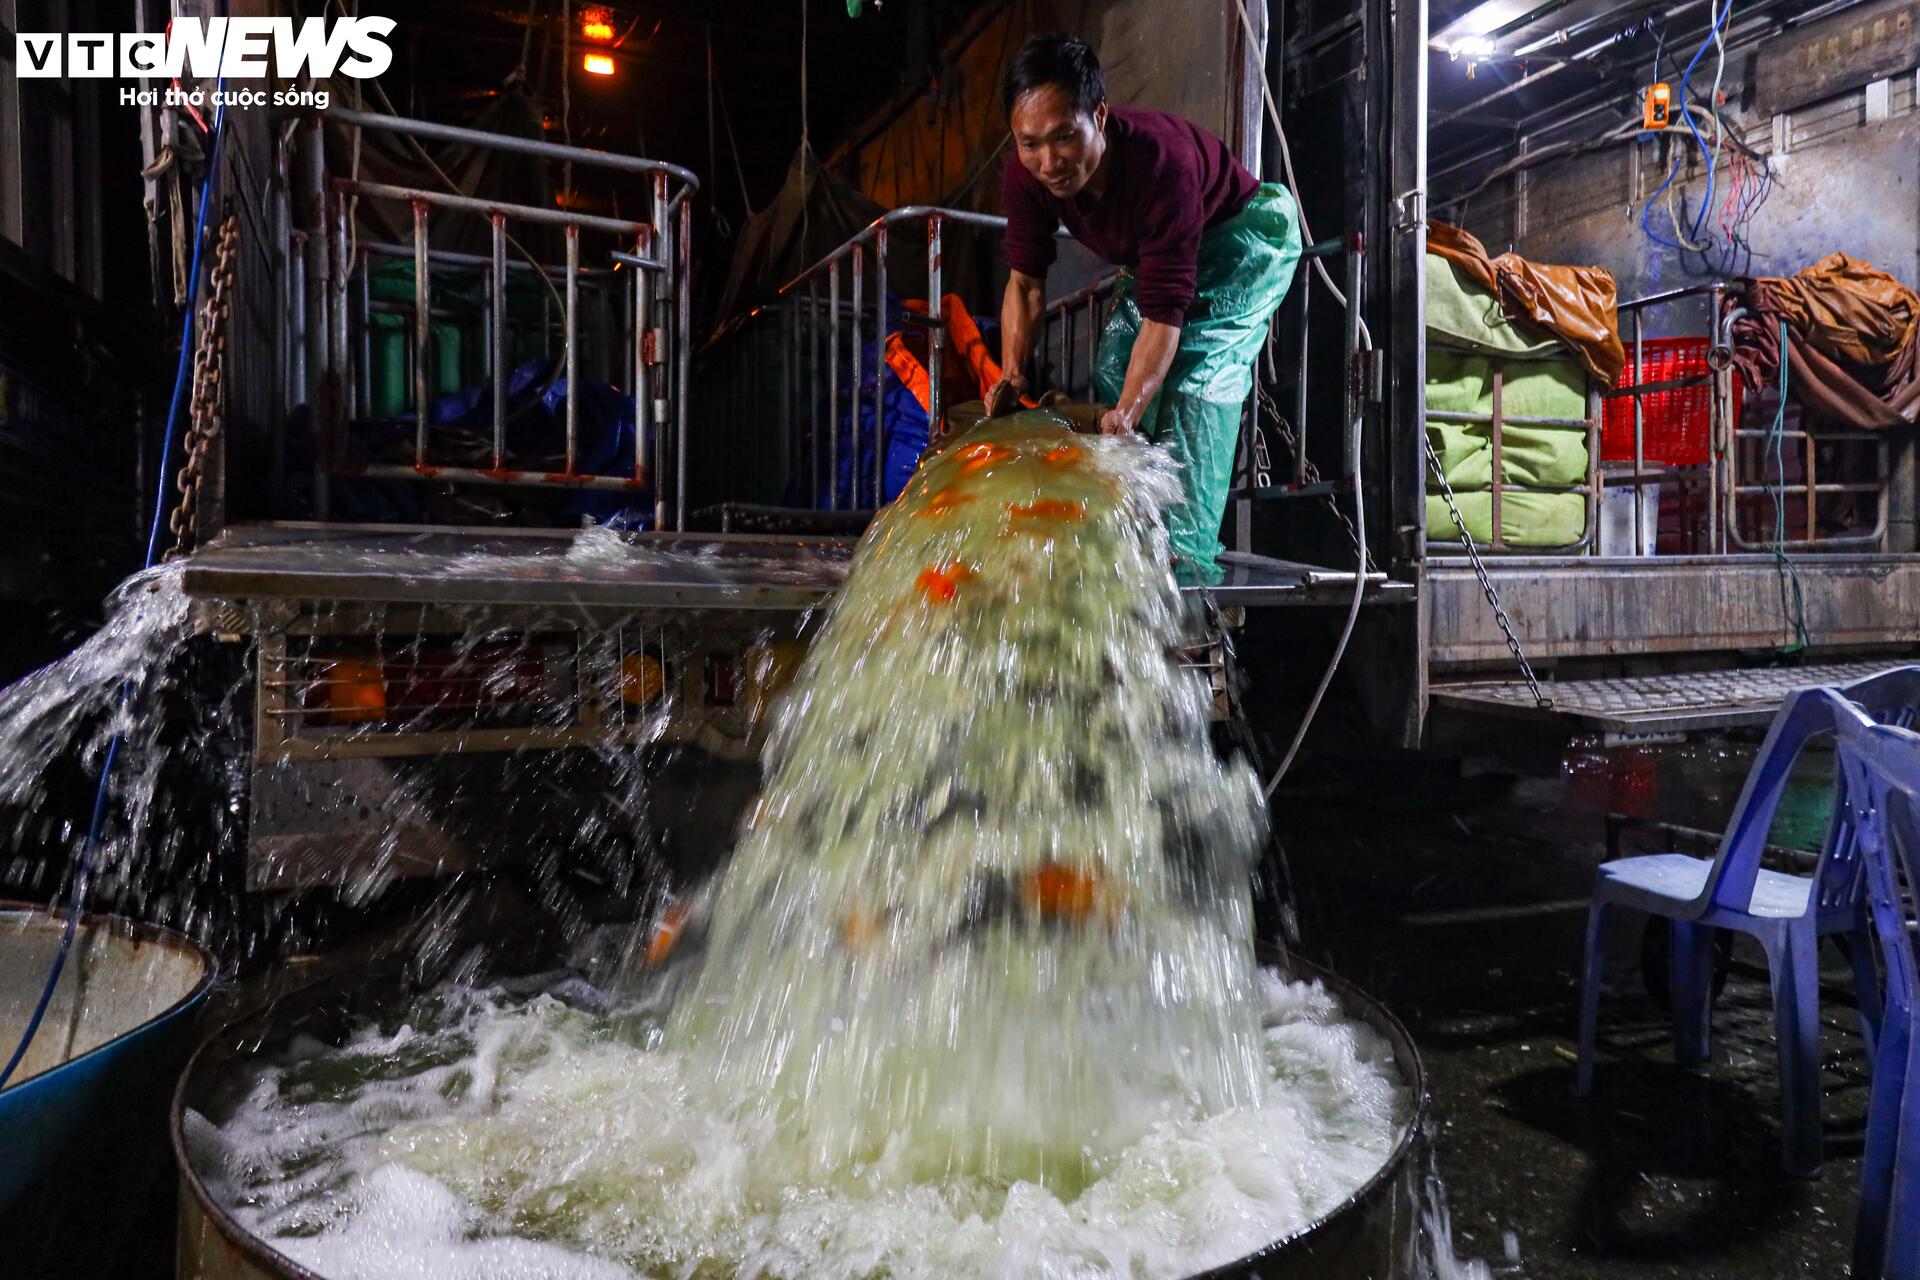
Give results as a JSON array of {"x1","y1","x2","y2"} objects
[
  {"x1": 1098, "y1": 407, "x2": 1136, "y2": 437},
  {"x1": 984, "y1": 375, "x2": 1029, "y2": 418}
]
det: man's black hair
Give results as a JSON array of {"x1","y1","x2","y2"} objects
[{"x1": 1002, "y1": 34, "x2": 1106, "y2": 120}]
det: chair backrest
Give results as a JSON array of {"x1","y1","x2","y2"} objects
[
  {"x1": 1832, "y1": 695, "x2": 1920, "y2": 1023},
  {"x1": 1812, "y1": 666, "x2": 1920, "y2": 910},
  {"x1": 1705, "y1": 666, "x2": 1920, "y2": 915}
]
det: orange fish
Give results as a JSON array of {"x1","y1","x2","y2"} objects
[
  {"x1": 1042, "y1": 444, "x2": 1084, "y2": 468},
  {"x1": 644, "y1": 902, "x2": 691, "y2": 967},
  {"x1": 1022, "y1": 860, "x2": 1101, "y2": 922},
  {"x1": 914, "y1": 486, "x2": 975, "y2": 518},
  {"x1": 916, "y1": 562, "x2": 975, "y2": 604},
  {"x1": 955, "y1": 442, "x2": 1012, "y2": 473},
  {"x1": 841, "y1": 908, "x2": 885, "y2": 952},
  {"x1": 1006, "y1": 498, "x2": 1086, "y2": 523}
]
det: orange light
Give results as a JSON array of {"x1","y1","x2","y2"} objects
[
  {"x1": 320, "y1": 659, "x2": 386, "y2": 724},
  {"x1": 583, "y1": 53, "x2": 616, "y2": 76},
  {"x1": 581, "y1": 7, "x2": 615, "y2": 40},
  {"x1": 619, "y1": 652, "x2": 665, "y2": 705}
]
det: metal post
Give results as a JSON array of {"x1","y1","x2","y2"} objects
[
  {"x1": 288, "y1": 231, "x2": 308, "y2": 409},
  {"x1": 565, "y1": 224, "x2": 580, "y2": 475},
  {"x1": 809, "y1": 278, "x2": 821, "y2": 504},
  {"x1": 1237, "y1": 320, "x2": 1257, "y2": 551},
  {"x1": 851, "y1": 244, "x2": 865, "y2": 507},
  {"x1": 927, "y1": 215, "x2": 945, "y2": 436},
  {"x1": 491, "y1": 214, "x2": 508, "y2": 472},
  {"x1": 411, "y1": 202, "x2": 431, "y2": 468},
  {"x1": 1085, "y1": 293, "x2": 1097, "y2": 395},
  {"x1": 333, "y1": 196, "x2": 352, "y2": 506},
  {"x1": 539, "y1": 274, "x2": 551, "y2": 360},
  {"x1": 1489, "y1": 366, "x2": 1505, "y2": 551},
  {"x1": 676, "y1": 197, "x2": 691, "y2": 529},
  {"x1": 1632, "y1": 309, "x2": 1645, "y2": 557},
  {"x1": 1064, "y1": 307, "x2": 1075, "y2": 399},
  {"x1": 305, "y1": 118, "x2": 331, "y2": 518},
  {"x1": 873, "y1": 225, "x2": 888, "y2": 506},
  {"x1": 1344, "y1": 243, "x2": 1363, "y2": 480},
  {"x1": 781, "y1": 299, "x2": 794, "y2": 496},
  {"x1": 829, "y1": 257, "x2": 841, "y2": 510},
  {"x1": 357, "y1": 255, "x2": 371, "y2": 418},
  {"x1": 271, "y1": 169, "x2": 290, "y2": 506},
  {"x1": 633, "y1": 229, "x2": 651, "y2": 487},
  {"x1": 1709, "y1": 285, "x2": 1726, "y2": 555},
  {"x1": 654, "y1": 211, "x2": 671, "y2": 530},
  {"x1": 1294, "y1": 275, "x2": 1311, "y2": 486}
]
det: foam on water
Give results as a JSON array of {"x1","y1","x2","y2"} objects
[{"x1": 190, "y1": 969, "x2": 1404, "y2": 1280}]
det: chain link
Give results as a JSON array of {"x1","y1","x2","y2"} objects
[
  {"x1": 1423, "y1": 438, "x2": 1553, "y2": 710},
  {"x1": 165, "y1": 214, "x2": 240, "y2": 560},
  {"x1": 1253, "y1": 385, "x2": 1377, "y2": 574}
]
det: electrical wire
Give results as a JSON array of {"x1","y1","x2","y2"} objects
[
  {"x1": 1768, "y1": 318, "x2": 1811, "y2": 652},
  {"x1": 0, "y1": 84, "x2": 231, "y2": 1094}
]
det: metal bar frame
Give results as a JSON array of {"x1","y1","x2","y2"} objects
[{"x1": 294, "y1": 113, "x2": 695, "y2": 519}]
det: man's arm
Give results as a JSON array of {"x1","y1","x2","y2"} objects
[
  {"x1": 985, "y1": 270, "x2": 1046, "y2": 416},
  {"x1": 1101, "y1": 319, "x2": 1180, "y2": 435}
]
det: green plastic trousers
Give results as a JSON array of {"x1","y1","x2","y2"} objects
[{"x1": 1094, "y1": 183, "x2": 1302, "y2": 583}]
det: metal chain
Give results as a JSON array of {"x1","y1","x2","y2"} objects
[
  {"x1": 165, "y1": 214, "x2": 240, "y2": 560},
  {"x1": 1423, "y1": 437, "x2": 1553, "y2": 710},
  {"x1": 1255, "y1": 384, "x2": 1377, "y2": 573},
  {"x1": 1250, "y1": 414, "x2": 1274, "y2": 490}
]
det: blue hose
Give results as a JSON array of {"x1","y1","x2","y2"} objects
[{"x1": 0, "y1": 93, "x2": 229, "y2": 1092}]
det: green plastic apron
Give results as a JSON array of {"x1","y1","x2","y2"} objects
[{"x1": 1093, "y1": 183, "x2": 1303, "y2": 583}]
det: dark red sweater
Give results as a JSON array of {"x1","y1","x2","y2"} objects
[{"x1": 1001, "y1": 106, "x2": 1257, "y2": 325}]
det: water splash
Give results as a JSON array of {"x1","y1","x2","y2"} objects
[{"x1": 660, "y1": 417, "x2": 1270, "y2": 1193}]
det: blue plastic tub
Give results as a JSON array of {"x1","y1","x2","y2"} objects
[{"x1": 0, "y1": 906, "x2": 214, "y2": 1277}]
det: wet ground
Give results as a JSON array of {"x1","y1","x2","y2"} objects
[{"x1": 1281, "y1": 742, "x2": 1869, "y2": 1279}]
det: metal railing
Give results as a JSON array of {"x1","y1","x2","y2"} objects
[
  {"x1": 698, "y1": 208, "x2": 1375, "y2": 537},
  {"x1": 1426, "y1": 375, "x2": 1602, "y2": 555},
  {"x1": 1603, "y1": 282, "x2": 1732, "y2": 557},
  {"x1": 780, "y1": 206, "x2": 1004, "y2": 511},
  {"x1": 1601, "y1": 282, "x2": 1891, "y2": 557},
  {"x1": 1716, "y1": 297, "x2": 1890, "y2": 553},
  {"x1": 281, "y1": 107, "x2": 700, "y2": 527},
  {"x1": 699, "y1": 207, "x2": 1141, "y2": 512}
]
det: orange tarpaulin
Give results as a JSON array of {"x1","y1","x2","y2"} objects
[{"x1": 884, "y1": 294, "x2": 1009, "y2": 413}]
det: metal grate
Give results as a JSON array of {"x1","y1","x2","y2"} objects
[{"x1": 1433, "y1": 661, "x2": 1910, "y2": 733}]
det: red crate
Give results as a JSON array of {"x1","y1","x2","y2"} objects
[{"x1": 1600, "y1": 337, "x2": 1738, "y2": 467}]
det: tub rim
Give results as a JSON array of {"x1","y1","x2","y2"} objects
[
  {"x1": 0, "y1": 900, "x2": 216, "y2": 1098},
  {"x1": 171, "y1": 948, "x2": 1428, "y2": 1280}
]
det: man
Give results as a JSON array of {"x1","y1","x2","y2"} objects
[{"x1": 985, "y1": 34, "x2": 1301, "y2": 582}]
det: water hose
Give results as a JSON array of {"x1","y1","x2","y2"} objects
[{"x1": 0, "y1": 91, "x2": 229, "y2": 1092}]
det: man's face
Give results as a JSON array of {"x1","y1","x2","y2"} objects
[{"x1": 1011, "y1": 84, "x2": 1107, "y2": 198}]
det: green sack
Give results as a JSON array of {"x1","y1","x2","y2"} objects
[
  {"x1": 1094, "y1": 184, "x2": 1303, "y2": 583},
  {"x1": 1425, "y1": 348, "x2": 1592, "y2": 546},
  {"x1": 1425, "y1": 253, "x2": 1561, "y2": 359}
]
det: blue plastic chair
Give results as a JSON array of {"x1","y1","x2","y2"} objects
[
  {"x1": 1575, "y1": 665, "x2": 1920, "y2": 1176},
  {"x1": 1833, "y1": 699, "x2": 1920, "y2": 1280}
]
